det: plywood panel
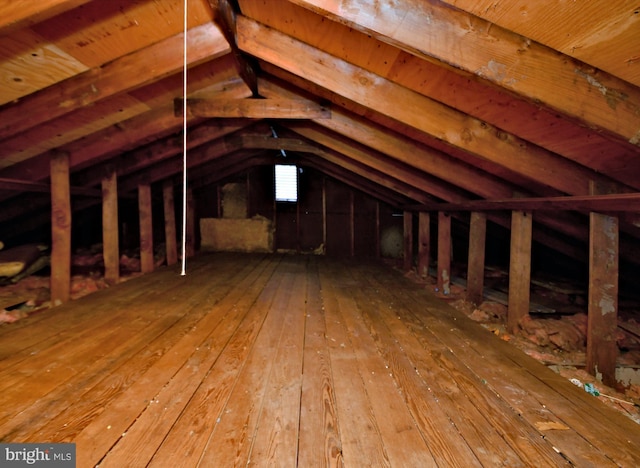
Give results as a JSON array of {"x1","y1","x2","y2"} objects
[
  {"x1": 0, "y1": 29, "x2": 88, "y2": 105},
  {"x1": 32, "y1": 0, "x2": 215, "y2": 67}
]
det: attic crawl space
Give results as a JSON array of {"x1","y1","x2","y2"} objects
[{"x1": 1, "y1": 0, "x2": 640, "y2": 466}]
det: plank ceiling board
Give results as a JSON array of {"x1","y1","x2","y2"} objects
[
  {"x1": 31, "y1": 0, "x2": 214, "y2": 68},
  {"x1": 442, "y1": 0, "x2": 640, "y2": 87},
  {"x1": 0, "y1": 29, "x2": 89, "y2": 105}
]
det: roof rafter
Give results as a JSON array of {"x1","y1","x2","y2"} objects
[
  {"x1": 0, "y1": 0, "x2": 92, "y2": 33},
  {"x1": 0, "y1": 22, "x2": 230, "y2": 142},
  {"x1": 287, "y1": 0, "x2": 640, "y2": 146},
  {"x1": 236, "y1": 15, "x2": 622, "y2": 196}
]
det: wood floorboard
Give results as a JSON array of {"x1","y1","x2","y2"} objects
[{"x1": 0, "y1": 253, "x2": 638, "y2": 467}]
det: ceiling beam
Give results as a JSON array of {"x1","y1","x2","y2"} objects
[
  {"x1": 240, "y1": 134, "x2": 318, "y2": 152},
  {"x1": 236, "y1": 16, "x2": 618, "y2": 196},
  {"x1": 0, "y1": 82, "x2": 251, "y2": 197},
  {"x1": 288, "y1": 0, "x2": 640, "y2": 146},
  {"x1": 405, "y1": 193, "x2": 640, "y2": 213},
  {"x1": 0, "y1": 177, "x2": 100, "y2": 197},
  {"x1": 0, "y1": 54, "x2": 245, "y2": 171},
  {"x1": 0, "y1": 23, "x2": 230, "y2": 141},
  {"x1": 210, "y1": 0, "x2": 260, "y2": 96},
  {"x1": 259, "y1": 78, "x2": 520, "y2": 200},
  {"x1": 439, "y1": 0, "x2": 640, "y2": 88},
  {"x1": 76, "y1": 121, "x2": 262, "y2": 188},
  {"x1": 285, "y1": 124, "x2": 471, "y2": 203},
  {"x1": 176, "y1": 98, "x2": 330, "y2": 119}
]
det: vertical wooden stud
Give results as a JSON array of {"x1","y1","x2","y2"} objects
[
  {"x1": 186, "y1": 188, "x2": 195, "y2": 257},
  {"x1": 403, "y1": 211, "x2": 413, "y2": 271},
  {"x1": 418, "y1": 212, "x2": 430, "y2": 278},
  {"x1": 507, "y1": 210, "x2": 532, "y2": 334},
  {"x1": 138, "y1": 183, "x2": 154, "y2": 274},
  {"x1": 375, "y1": 201, "x2": 381, "y2": 258},
  {"x1": 296, "y1": 185, "x2": 301, "y2": 254},
  {"x1": 466, "y1": 212, "x2": 487, "y2": 305},
  {"x1": 217, "y1": 185, "x2": 223, "y2": 218},
  {"x1": 50, "y1": 152, "x2": 71, "y2": 306},
  {"x1": 350, "y1": 190, "x2": 355, "y2": 257},
  {"x1": 102, "y1": 167, "x2": 119, "y2": 285},
  {"x1": 437, "y1": 211, "x2": 451, "y2": 295},
  {"x1": 322, "y1": 176, "x2": 327, "y2": 249},
  {"x1": 163, "y1": 180, "x2": 178, "y2": 266},
  {"x1": 587, "y1": 182, "x2": 619, "y2": 387}
]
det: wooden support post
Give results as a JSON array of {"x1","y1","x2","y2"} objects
[
  {"x1": 466, "y1": 212, "x2": 487, "y2": 305},
  {"x1": 418, "y1": 212, "x2": 430, "y2": 278},
  {"x1": 50, "y1": 152, "x2": 71, "y2": 306},
  {"x1": 322, "y1": 177, "x2": 327, "y2": 250},
  {"x1": 350, "y1": 190, "x2": 355, "y2": 257},
  {"x1": 138, "y1": 183, "x2": 154, "y2": 274},
  {"x1": 375, "y1": 201, "x2": 380, "y2": 258},
  {"x1": 403, "y1": 211, "x2": 413, "y2": 271},
  {"x1": 186, "y1": 188, "x2": 196, "y2": 257},
  {"x1": 102, "y1": 168, "x2": 119, "y2": 285},
  {"x1": 587, "y1": 182, "x2": 619, "y2": 387},
  {"x1": 163, "y1": 180, "x2": 178, "y2": 266},
  {"x1": 216, "y1": 185, "x2": 223, "y2": 218},
  {"x1": 507, "y1": 210, "x2": 532, "y2": 334},
  {"x1": 297, "y1": 188, "x2": 302, "y2": 254},
  {"x1": 437, "y1": 211, "x2": 451, "y2": 295}
]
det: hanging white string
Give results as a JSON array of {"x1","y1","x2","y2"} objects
[{"x1": 180, "y1": 0, "x2": 188, "y2": 276}]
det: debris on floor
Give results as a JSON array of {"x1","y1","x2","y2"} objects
[
  {"x1": 400, "y1": 265, "x2": 640, "y2": 425},
  {"x1": 0, "y1": 244, "x2": 148, "y2": 325}
]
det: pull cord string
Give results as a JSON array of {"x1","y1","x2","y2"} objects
[{"x1": 180, "y1": 0, "x2": 188, "y2": 276}]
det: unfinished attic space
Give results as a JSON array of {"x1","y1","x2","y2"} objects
[{"x1": 2, "y1": 0, "x2": 640, "y2": 465}]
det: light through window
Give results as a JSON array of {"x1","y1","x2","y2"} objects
[{"x1": 275, "y1": 164, "x2": 298, "y2": 202}]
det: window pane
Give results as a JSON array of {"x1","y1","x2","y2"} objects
[{"x1": 275, "y1": 165, "x2": 298, "y2": 202}]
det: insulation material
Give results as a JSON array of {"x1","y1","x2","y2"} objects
[
  {"x1": 200, "y1": 217, "x2": 274, "y2": 253},
  {"x1": 0, "y1": 244, "x2": 43, "y2": 278},
  {"x1": 222, "y1": 182, "x2": 247, "y2": 219}
]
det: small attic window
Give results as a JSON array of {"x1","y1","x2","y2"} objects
[{"x1": 275, "y1": 164, "x2": 298, "y2": 202}]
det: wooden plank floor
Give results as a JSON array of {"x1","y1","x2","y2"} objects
[{"x1": 1, "y1": 252, "x2": 639, "y2": 467}]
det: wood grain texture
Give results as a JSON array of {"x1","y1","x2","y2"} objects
[
  {"x1": 286, "y1": 0, "x2": 640, "y2": 143},
  {"x1": 180, "y1": 97, "x2": 330, "y2": 118},
  {"x1": 102, "y1": 168, "x2": 119, "y2": 284},
  {"x1": 138, "y1": 183, "x2": 154, "y2": 274},
  {"x1": 587, "y1": 183, "x2": 619, "y2": 387},
  {"x1": 238, "y1": 16, "x2": 612, "y2": 196},
  {"x1": 162, "y1": 181, "x2": 178, "y2": 266},
  {"x1": 441, "y1": 0, "x2": 640, "y2": 87},
  {"x1": 1, "y1": 253, "x2": 639, "y2": 466},
  {"x1": 50, "y1": 151, "x2": 71, "y2": 306},
  {"x1": 507, "y1": 210, "x2": 532, "y2": 333},
  {"x1": 0, "y1": 23, "x2": 229, "y2": 141},
  {"x1": 466, "y1": 211, "x2": 486, "y2": 305},
  {"x1": 437, "y1": 211, "x2": 451, "y2": 295},
  {"x1": 417, "y1": 211, "x2": 430, "y2": 278}
]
